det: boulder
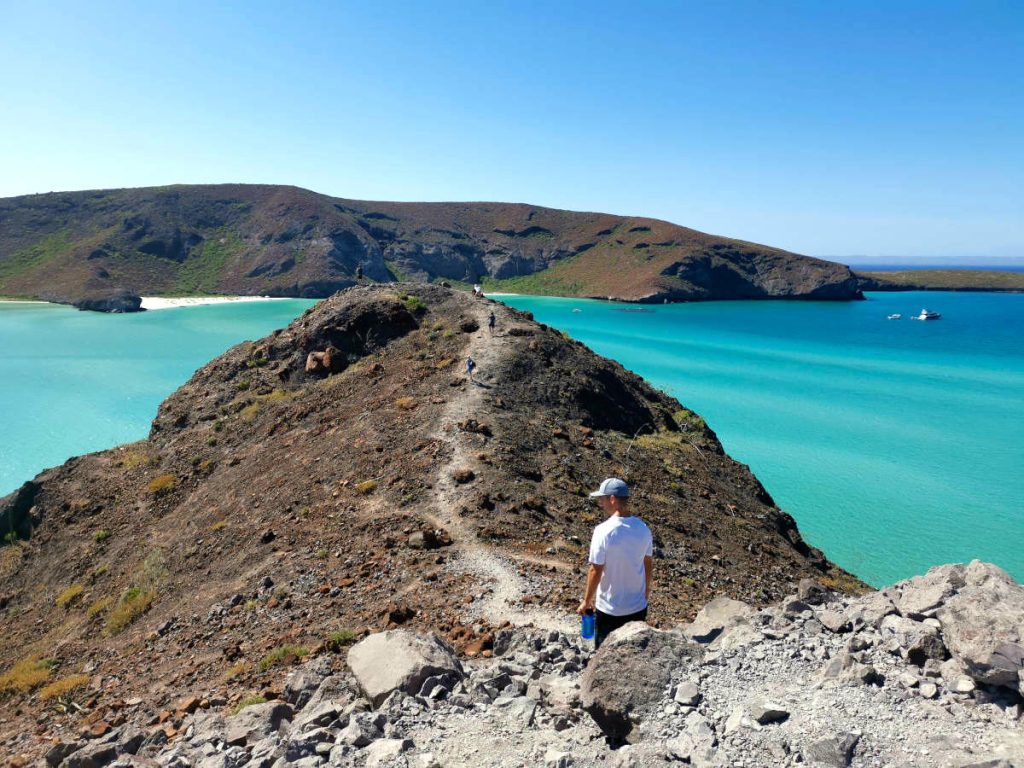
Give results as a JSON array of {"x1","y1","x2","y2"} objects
[
  {"x1": 683, "y1": 597, "x2": 758, "y2": 647},
  {"x1": 71, "y1": 289, "x2": 143, "y2": 314},
  {"x1": 224, "y1": 701, "x2": 294, "y2": 746},
  {"x1": 347, "y1": 630, "x2": 464, "y2": 706},
  {"x1": 817, "y1": 609, "x2": 851, "y2": 633},
  {"x1": 338, "y1": 711, "x2": 384, "y2": 747},
  {"x1": 804, "y1": 732, "x2": 860, "y2": 767},
  {"x1": 283, "y1": 657, "x2": 333, "y2": 708},
  {"x1": 580, "y1": 623, "x2": 700, "y2": 741},
  {"x1": 58, "y1": 742, "x2": 118, "y2": 768},
  {"x1": 364, "y1": 738, "x2": 413, "y2": 768},
  {"x1": 816, "y1": 651, "x2": 881, "y2": 687},
  {"x1": 879, "y1": 614, "x2": 946, "y2": 666},
  {"x1": 935, "y1": 561, "x2": 1024, "y2": 690},
  {"x1": 846, "y1": 590, "x2": 896, "y2": 629},
  {"x1": 798, "y1": 578, "x2": 836, "y2": 606},
  {"x1": 887, "y1": 563, "x2": 967, "y2": 618},
  {"x1": 664, "y1": 712, "x2": 717, "y2": 766}
]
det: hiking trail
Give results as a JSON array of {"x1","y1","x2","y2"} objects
[{"x1": 431, "y1": 299, "x2": 575, "y2": 634}]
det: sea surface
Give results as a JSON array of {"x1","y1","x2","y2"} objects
[
  {"x1": 0, "y1": 299, "x2": 316, "y2": 498},
  {"x1": 1, "y1": 292, "x2": 1021, "y2": 588},
  {"x1": 496, "y1": 291, "x2": 1024, "y2": 587}
]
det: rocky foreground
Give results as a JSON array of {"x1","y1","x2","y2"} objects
[{"x1": 15, "y1": 560, "x2": 1023, "y2": 768}]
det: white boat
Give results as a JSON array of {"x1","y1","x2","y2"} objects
[
  {"x1": 912, "y1": 308, "x2": 941, "y2": 320},
  {"x1": 887, "y1": 313, "x2": 902, "y2": 320},
  {"x1": 572, "y1": 308, "x2": 582, "y2": 313}
]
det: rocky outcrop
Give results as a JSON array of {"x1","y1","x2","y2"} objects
[
  {"x1": 34, "y1": 585, "x2": 1024, "y2": 768},
  {"x1": 68, "y1": 289, "x2": 143, "y2": 313},
  {"x1": 347, "y1": 630, "x2": 464, "y2": 706}
]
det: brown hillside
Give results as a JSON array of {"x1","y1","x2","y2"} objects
[
  {"x1": 0, "y1": 185, "x2": 862, "y2": 307},
  {"x1": 0, "y1": 285, "x2": 863, "y2": 756}
]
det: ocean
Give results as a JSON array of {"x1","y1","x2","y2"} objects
[
  {"x1": 497, "y1": 291, "x2": 1024, "y2": 587},
  {"x1": 0, "y1": 299, "x2": 317, "y2": 499},
  {"x1": 1, "y1": 291, "x2": 1021, "y2": 587}
]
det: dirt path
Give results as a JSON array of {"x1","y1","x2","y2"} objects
[{"x1": 432, "y1": 300, "x2": 575, "y2": 634}]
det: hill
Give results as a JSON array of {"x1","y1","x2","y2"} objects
[
  {"x1": 0, "y1": 285, "x2": 864, "y2": 759},
  {"x1": 856, "y1": 269, "x2": 1024, "y2": 293},
  {"x1": 0, "y1": 185, "x2": 862, "y2": 308}
]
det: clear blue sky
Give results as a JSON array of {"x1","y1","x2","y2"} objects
[{"x1": 1, "y1": 1, "x2": 1021, "y2": 259}]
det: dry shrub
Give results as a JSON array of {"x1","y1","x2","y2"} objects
[
  {"x1": 86, "y1": 596, "x2": 112, "y2": 618},
  {"x1": 355, "y1": 479, "x2": 377, "y2": 495},
  {"x1": 0, "y1": 656, "x2": 53, "y2": 696},
  {"x1": 394, "y1": 396, "x2": 416, "y2": 410},
  {"x1": 38, "y1": 674, "x2": 90, "y2": 701},
  {"x1": 55, "y1": 584, "x2": 84, "y2": 609},
  {"x1": 105, "y1": 588, "x2": 155, "y2": 635},
  {"x1": 147, "y1": 474, "x2": 175, "y2": 497}
]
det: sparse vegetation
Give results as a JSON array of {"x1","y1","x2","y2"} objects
[
  {"x1": 55, "y1": 584, "x2": 84, "y2": 608},
  {"x1": 231, "y1": 695, "x2": 267, "y2": 714},
  {"x1": 326, "y1": 630, "x2": 358, "y2": 651},
  {"x1": 355, "y1": 479, "x2": 377, "y2": 495},
  {"x1": 105, "y1": 587, "x2": 156, "y2": 635},
  {"x1": 210, "y1": 519, "x2": 228, "y2": 532},
  {"x1": 394, "y1": 396, "x2": 416, "y2": 410},
  {"x1": 37, "y1": 674, "x2": 90, "y2": 702},
  {"x1": 0, "y1": 656, "x2": 54, "y2": 696},
  {"x1": 147, "y1": 474, "x2": 175, "y2": 496},
  {"x1": 93, "y1": 529, "x2": 111, "y2": 543},
  {"x1": 86, "y1": 596, "x2": 112, "y2": 618},
  {"x1": 225, "y1": 662, "x2": 249, "y2": 680},
  {"x1": 404, "y1": 295, "x2": 427, "y2": 314},
  {"x1": 256, "y1": 645, "x2": 307, "y2": 672}
]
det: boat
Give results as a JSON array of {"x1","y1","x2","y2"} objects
[
  {"x1": 912, "y1": 309, "x2": 941, "y2": 320},
  {"x1": 887, "y1": 313, "x2": 902, "y2": 320},
  {"x1": 572, "y1": 308, "x2": 582, "y2": 313}
]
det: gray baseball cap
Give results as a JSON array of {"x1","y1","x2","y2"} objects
[{"x1": 589, "y1": 477, "x2": 630, "y2": 497}]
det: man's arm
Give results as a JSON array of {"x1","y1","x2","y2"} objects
[
  {"x1": 577, "y1": 563, "x2": 605, "y2": 615},
  {"x1": 644, "y1": 555, "x2": 653, "y2": 601}
]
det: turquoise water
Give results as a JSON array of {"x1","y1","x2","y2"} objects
[
  {"x1": 0, "y1": 300, "x2": 317, "y2": 497},
  {"x1": 497, "y1": 292, "x2": 1024, "y2": 587},
  {"x1": 2, "y1": 293, "x2": 1022, "y2": 587}
]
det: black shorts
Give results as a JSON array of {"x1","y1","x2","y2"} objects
[{"x1": 594, "y1": 607, "x2": 648, "y2": 649}]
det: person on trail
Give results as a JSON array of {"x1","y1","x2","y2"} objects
[
  {"x1": 466, "y1": 356, "x2": 476, "y2": 381},
  {"x1": 577, "y1": 477, "x2": 653, "y2": 649},
  {"x1": 488, "y1": 310, "x2": 496, "y2": 335}
]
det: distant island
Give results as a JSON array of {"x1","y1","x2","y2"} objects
[
  {"x1": 855, "y1": 269, "x2": 1024, "y2": 293},
  {"x1": 0, "y1": 184, "x2": 863, "y2": 311}
]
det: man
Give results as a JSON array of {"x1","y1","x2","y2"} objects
[
  {"x1": 577, "y1": 477, "x2": 652, "y2": 649},
  {"x1": 466, "y1": 356, "x2": 476, "y2": 381},
  {"x1": 488, "y1": 310, "x2": 496, "y2": 336}
]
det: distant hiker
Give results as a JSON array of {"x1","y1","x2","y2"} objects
[
  {"x1": 577, "y1": 478, "x2": 653, "y2": 649},
  {"x1": 488, "y1": 310, "x2": 496, "y2": 335},
  {"x1": 355, "y1": 264, "x2": 364, "y2": 280},
  {"x1": 473, "y1": 284, "x2": 482, "y2": 297},
  {"x1": 466, "y1": 356, "x2": 476, "y2": 381}
]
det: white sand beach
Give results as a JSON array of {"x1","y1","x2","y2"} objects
[{"x1": 139, "y1": 296, "x2": 295, "y2": 311}]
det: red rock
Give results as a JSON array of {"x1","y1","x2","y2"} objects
[
  {"x1": 89, "y1": 721, "x2": 110, "y2": 738},
  {"x1": 177, "y1": 695, "x2": 201, "y2": 714}
]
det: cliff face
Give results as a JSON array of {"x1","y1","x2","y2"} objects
[
  {"x1": 0, "y1": 285, "x2": 862, "y2": 750},
  {"x1": 0, "y1": 185, "x2": 862, "y2": 307}
]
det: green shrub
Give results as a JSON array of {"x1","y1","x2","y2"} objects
[
  {"x1": 231, "y1": 695, "x2": 267, "y2": 714},
  {"x1": 326, "y1": 630, "x2": 357, "y2": 651},
  {"x1": 257, "y1": 645, "x2": 307, "y2": 672},
  {"x1": 93, "y1": 529, "x2": 111, "y2": 543}
]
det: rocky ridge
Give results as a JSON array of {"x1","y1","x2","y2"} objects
[
  {"x1": 0, "y1": 185, "x2": 862, "y2": 308},
  {"x1": 14, "y1": 560, "x2": 1023, "y2": 767},
  {"x1": 0, "y1": 285, "x2": 859, "y2": 762}
]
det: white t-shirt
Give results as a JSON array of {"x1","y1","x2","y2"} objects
[{"x1": 589, "y1": 514, "x2": 653, "y2": 616}]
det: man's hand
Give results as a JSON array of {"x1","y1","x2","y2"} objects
[{"x1": 576, "y1": 599, "x2": 593, "y2": 616}]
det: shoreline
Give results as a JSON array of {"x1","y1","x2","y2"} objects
[{"x1": 139, "y1": 295, "x2": 297, "y2": 311}]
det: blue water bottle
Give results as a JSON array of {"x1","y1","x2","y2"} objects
[{"x1": 581, "y1": 609, "x2": 595, "y2": 640}]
